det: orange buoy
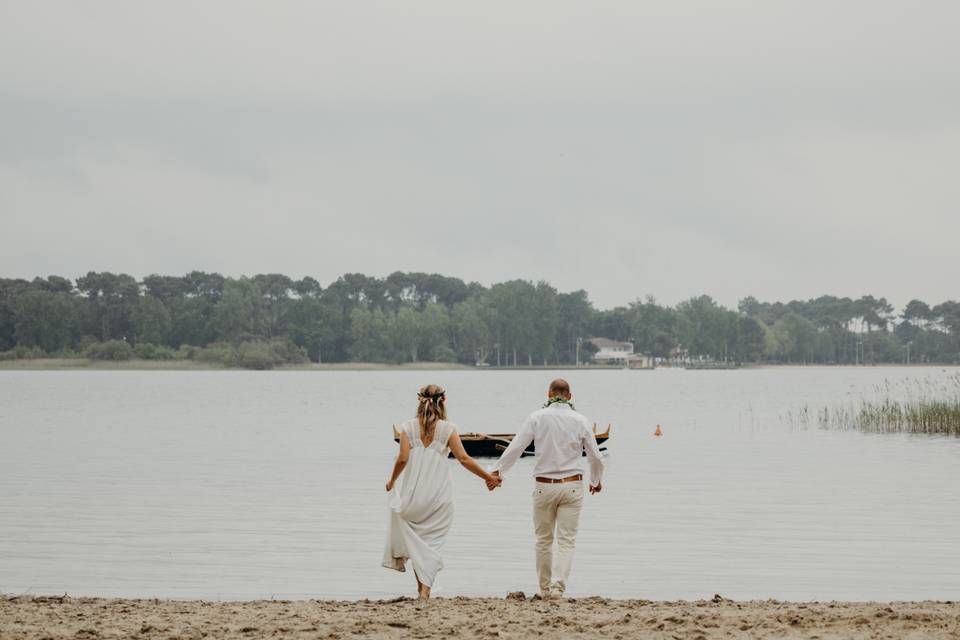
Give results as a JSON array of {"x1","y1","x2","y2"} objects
[{"x1": 654, "y1": 424, "x2": 663, "y2": 437}]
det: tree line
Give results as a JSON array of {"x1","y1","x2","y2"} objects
[{"x1": 1, "y1": 271, "x2": 958, "y2": 367}]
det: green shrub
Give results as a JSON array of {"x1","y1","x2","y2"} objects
[
  {"x1": 195, "y1": 342, "x2": 235, "y2": 367},
  {"x1": 265, "y1": 338, "x2": 309, "y2": 365},
  {"x1": 189, "y1": 339, "x2": 307, "y2": 369},
  {"x1": 235, "y1": 341, "x2": 279, "y2": 370},
  {"x1": 175, "y1": 345, "x2": 199, "y2": 360},
  {"x1": 77, "y1": 335, "x2": 99, "y2": 352},
  {"x1": 84, "y1": 340, "x2": 134, "y2": 360},
  {"x1": 133, "y1": 343, "x2": 176, "y2": 360},
  {"x1": 431, "y1": 345, "x2": 457, "y2": 363},
  {"x1": 0, "y1": 345, "x2": 46, "y2": 360}
]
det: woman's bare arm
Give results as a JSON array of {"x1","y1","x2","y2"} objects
[
  {"x1": 385, "y1": 431, "x2": 411, "y2": 491},
  {"x1": 448, "y1": 431, "x2": 501, "y2": 488}
]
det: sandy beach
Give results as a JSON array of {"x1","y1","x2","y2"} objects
[{"x1": 2, "y1": 594, "x2": 958, "y2": 639}]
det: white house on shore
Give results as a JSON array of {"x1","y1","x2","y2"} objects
[{"x1": 587, "y1": 337, "x2": 654, "y2": 368}]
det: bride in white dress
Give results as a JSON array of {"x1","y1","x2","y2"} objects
[{"x1": 383, "y1": 384, "x2": 501, "y2": 599}]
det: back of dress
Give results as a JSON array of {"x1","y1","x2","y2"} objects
[
  {"x1": 396, "y1": 418, "x2": 455, "y2": 511},
  {"x1": 383, "y1": 418, "x2": 457, "y2": 586}
]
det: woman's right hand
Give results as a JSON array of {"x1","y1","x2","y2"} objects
[
  {"x1": 485, "y1": 473, "x2": 501, "y2": 491},
  {"x1": 385, "y1": 480, "x2": 394, "y2": 492}
]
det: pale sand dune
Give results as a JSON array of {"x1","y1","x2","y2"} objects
[{"x1": 2, "y1": 595, "x2": 958, "y2": 639}]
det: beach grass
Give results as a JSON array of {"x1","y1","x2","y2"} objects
[{"x1": 797, "y1": 374, "x2": 960, "y2": 436}]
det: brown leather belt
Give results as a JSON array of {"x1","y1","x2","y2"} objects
[{"x1": 535, "y1": 474, "x2": 583, "y2": 484}]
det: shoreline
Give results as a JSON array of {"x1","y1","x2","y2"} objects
[
  {"x1": 1, "y1": 358, "x2": 957, "y2": 372},
  {"x1": 2, "y1": 595, "x2": 958, "y2": 639},
  {"x1": 0, "y1": 359, "x2": 474, "y2": 371}
]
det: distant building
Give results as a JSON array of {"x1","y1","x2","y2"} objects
[
  {"x1": 587, "y1": 337, "x2": 653, "y2": 368},
  {"x1": 588, "y1": 337, "x2": 633, "y2": 363},
  {"x1": 627, "y1": 353, "x2": 655, "y2": 369},
  {"x1": 670, "y1": 344, "x2": 690, "y2": 363}
]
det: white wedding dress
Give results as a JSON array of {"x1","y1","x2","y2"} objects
[{"x1": 382, "y1": 418, "x2": 456, "y2": 588}]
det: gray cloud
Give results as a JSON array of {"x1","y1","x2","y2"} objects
[{"x1": 2, "y1": 1, "x2": 958, "y2": 309}]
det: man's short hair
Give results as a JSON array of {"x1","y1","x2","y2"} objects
[{"x1": 549, "y1": 378, "x2": 571, "y2": 396}]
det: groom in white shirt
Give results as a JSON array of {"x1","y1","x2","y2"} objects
[{"x1": 490, "y1": 378, "x2": 605, "y2": 598}]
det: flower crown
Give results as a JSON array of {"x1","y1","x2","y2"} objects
[{"x1": 418, "y1": 389, "x2": 446, "y2": 401}]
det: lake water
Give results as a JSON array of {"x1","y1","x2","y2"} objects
[{"x1": 1, "y1": 367, "x2": 958, "y2": 602}]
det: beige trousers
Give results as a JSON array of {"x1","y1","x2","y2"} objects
[{"x1": 532, "y1": 481, "x2": 584, "y2": 594}]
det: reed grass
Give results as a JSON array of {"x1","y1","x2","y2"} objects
[{"x1": 795, "y1": 374, "x2": 960, "y2": 436}]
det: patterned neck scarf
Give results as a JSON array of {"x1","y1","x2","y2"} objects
[{"x1": 543, "y1": 396, "x2": 575, "y2": 411}]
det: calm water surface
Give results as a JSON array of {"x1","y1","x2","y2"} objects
[{"x1": 1, "y1": 367, "x2": 958, "y2": 601}]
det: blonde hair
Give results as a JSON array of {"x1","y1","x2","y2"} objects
[{"x1": 417, "y1": 384, "x2": 447, "y2": 441}]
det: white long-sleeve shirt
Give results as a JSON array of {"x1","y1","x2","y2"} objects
[{"x1": 493, "y1": 403, "x2": 605, "y2": 488}]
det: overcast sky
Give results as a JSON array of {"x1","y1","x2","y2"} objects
[{"x1": 2, "y1": 2, "x2": 957, "y2": 310}]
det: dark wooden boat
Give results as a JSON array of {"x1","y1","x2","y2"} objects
[{"x1": 392, "y1": 424, "x2": 611, "y2": 458}]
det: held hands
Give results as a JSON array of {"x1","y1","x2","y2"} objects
[
  {"x1": 589, "y1": 481, "x2": 602, "y2": 495},
  {"x1": 485, "y1": 470, "x2": 502, "y2": 492}
]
